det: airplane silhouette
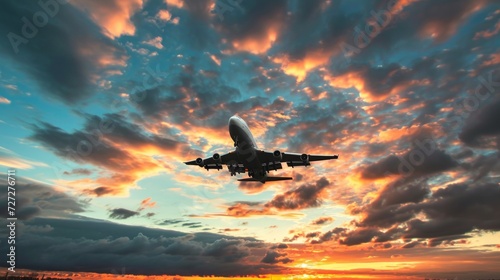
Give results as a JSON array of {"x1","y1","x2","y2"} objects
[{"x1": 185, "y1": 116, "x2": 338, "y2": 183}]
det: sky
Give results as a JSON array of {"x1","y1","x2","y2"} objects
[{"x1": 0, "y1": 0, "x2": 500, "y2": 278}]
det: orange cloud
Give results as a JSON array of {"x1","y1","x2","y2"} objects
[
  {"x1": 481, "y1": 53, "x2": 500, "y2": 67},
  {"x1": 143, "y1": 37, "x2": 164, "y2": 49},
  {"x1": 274, "y1": 48, "x2": 338, "y2": 83},
  {"x1": 70, "y1": 0, "x2": 144, "y2": 38},
  {"x1": 165, "y1": 0, "x2": 184, "y2": 9},
  {"x1": 139, "y1": 197, "x2": 157, "y2": 210},
  {"x1": 323, "y1": 69, "x2": 430, "y2": 103},
  {"x1": 376, "y1": 125, "x2": 424, "y2": 143},
  {"x1": 157, "y1": 9, "x2": 172, "y2": 21},
  {"x1": 0, "y1": 96, "x2": 11, "y2": 104},
  {"x1": 232, "y1": 24, "x2": 281, "y2": 55}
]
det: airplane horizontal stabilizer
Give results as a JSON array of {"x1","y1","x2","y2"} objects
[{"x1": 238, "y1": 177, "x2": 293, "y2": 182}]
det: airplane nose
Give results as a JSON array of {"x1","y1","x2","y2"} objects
[{"x1": 228, "y1": 116, "x2": 238, "y2": 127}]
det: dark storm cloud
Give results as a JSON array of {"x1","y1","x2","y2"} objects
[
  {"x1": 339, "y1": 228, "x2": 382, "y2": 246},
  {"x1": 261, "y1": 250, "x2": 293, "y2": 264},
  {"x1": 202, "y1": 238, "x2": 251, "y2": 262},
  {"x1": 460, "y1": 98, "x2": 500, "y2": 146},
  {"x1": 109, "y1": 208, "x2": 139, "y2": 219},
  {"x1": 0, "y1": 1, "x2": 126, "y2": 104},
  {"x1": 264, "y1": 177, "x2": 330, "y2": 210},
  {"x1": 358, "y1": 203, "x2": 419, "y2": 229},
  {"x1": 0, "y1": 217, "x2": 283, "y2": 276},
  {"x1": 415, "y1": 183, "x2": 500, "y2": 234},
  {"x1": 351, "y1": 178, "x2": 430, "y2": 229},
  {"x1": 30, "y1": 121, "x2": 138, "y2": 170},
  {"x1": 361, "y1": 147, "x2": 458, "y2": 179},
  {"x1": 459, "y1": 153, "x2": 500, "y2": 182},
  {"x1": 370, "y1": 179, "x2": 430, "y2": 208},
  {"x1": 308, "y1": 182, "x2": 500, "y2": 246},
  {"x1": 362, "y1": 181, "x2": 500, "y2": 237},
  {"x1": 0, "y1": 175, "x2": 87, "y2": 220}
]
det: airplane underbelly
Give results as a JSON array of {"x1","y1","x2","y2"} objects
[{"x1": 236, "y1": 146, "x2": 261, "y2": 169}]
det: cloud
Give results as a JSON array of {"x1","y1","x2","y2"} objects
[
  {"x1": 143, "y1": 36, "x2": 164, "y2": 49},
  {"x1": 270, "y1": 1, "x2": 371, "y2": 81},
  {"x1": 109, "y1": 208, "x2": 139, "y2": 219},
  {"x1": 138, "y1": 197, "x2": 156, "y2": 211},
  {"x1": 63, "y1": 168, "x2": 92, "y2": 176},
  {"x1": 460, "y1": 98, "x2": 500, "y2": 146},
  {"x1": 265, "y1": 177, "x2": 330, "y2": 210},
  {"x1": 339, "y1": 228, "x2": 383, "y2": 246},
  {"x1": 157, "y1": 9, "x2": 173, "y2": 22},
  {"x1": 0, "y1": 146, "x2": 48, "y2": 169},
  {"x1": 182, "y1": 222, "x2": 203, "y2": 228},
  {"x1": 270, "y1": 243, "x2": 288, "y2": 249},
  {"x1": 305, "y1": 182, "x2": 500, "y2": 246},
  {"x1": 361, "y1": 146, "x2": 458, "y2": 179},
  {"x1": 0, "y1": 175, "x2": 87, "y2": 220},
  {"x1": 69, "y1": 0, "x2": 144, "y2": 38},
  {"x1": 0, "y1": 217, "x2": 286, "y2": 276},
  {"x1": 261, "y1": 250, "x2": 293, "y2": 264},
  {"x1": 412, "y1": 0, "x2": 486, "y2": 43},
  {"x1": 29, "y1": 113, "x2": 194, "y2": 196},
  {"x1": 0, "y1": 1, "x2": 128, "y2": 104},
  {"x1": 158, "y1": 219, "x2": 184, "y2": 225},
  {"x1": 195, "y1": 178, "x2": 330, "y2": 219},
  {"x1": 311, "y1": 216, "x2": 334, "y2": 226},
  {"x1": 0, "y1": 96, "x2": 11, "y2": 104},
  {"x1": 214, "y1": 0, "x2": 287, "y2": 54}
]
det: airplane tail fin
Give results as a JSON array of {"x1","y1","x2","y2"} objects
[{"x1": 238, "y1": 177, "x2": 293, "y2": 183}]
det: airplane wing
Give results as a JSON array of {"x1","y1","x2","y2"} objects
[
  {"x1": 184, "y1": 151, "x2": 240, "y2": 170},
  {"x1": 257, "y1": 150, "x2": 338, "y2": 168},
  {"x1": 184, "y1": 150, "x2": 338, "y2": 171}
]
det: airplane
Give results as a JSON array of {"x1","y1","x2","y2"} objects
[{"x1": 184, "y1": 115, "x2": 339, "y2": 183}]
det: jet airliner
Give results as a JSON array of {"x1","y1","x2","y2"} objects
[{"x1": 184, "y1": 116, "x2": 339, "y2": 183}]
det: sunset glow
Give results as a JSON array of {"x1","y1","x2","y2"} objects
[{"x1": 1, "y1": 0, "x2": 500, "y2": 279}]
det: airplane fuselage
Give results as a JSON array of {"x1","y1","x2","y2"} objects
[{"x1": 228, "y1": 116, "x2": 267, "y2": 181}]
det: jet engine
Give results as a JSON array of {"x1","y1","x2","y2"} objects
[
  {"x1": 195, "y1": 157, "x2": 204, "y2": 167},
  {"x1": 273, "y1": 150, "x2": 282, "y2": 160},
  {"x1": 300, "y1": 153, "x2": 310, "y2": 165},
  {"x1": 213, "y1": 153, "x2": 221, "y2": 162}
]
